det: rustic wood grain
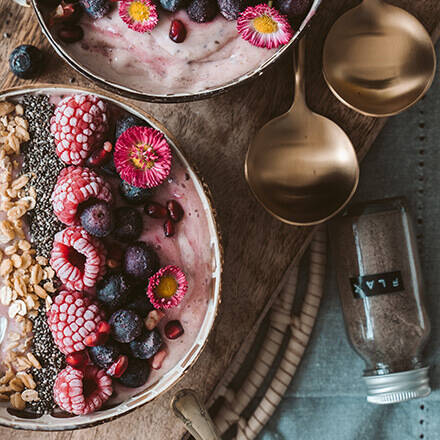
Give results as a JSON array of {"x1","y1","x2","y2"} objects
[{"x1": 0, "y1": 1, "x2": 439, "y2": 439}]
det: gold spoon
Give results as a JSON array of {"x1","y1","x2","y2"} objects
[
  {"x1": 323, "y1": 0, "x2": 436, "y2": 117},
  {"x1": 245, "y1": 37, "x2": 359, "y2": 226}
]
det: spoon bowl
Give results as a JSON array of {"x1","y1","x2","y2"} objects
[
  {"x1": 245, "y1": 38, "x2": 359, "y2": 226},
  {"x1": 323, "y1": 0, "x2": 436, "y2": 117}
]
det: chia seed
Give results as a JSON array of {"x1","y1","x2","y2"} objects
[
  {"x1": 27, "y1": 305, "x2": 65, "y2": 415},
  {"x1": 22, "y1": 94, "x2": 65, "y2": 258}
]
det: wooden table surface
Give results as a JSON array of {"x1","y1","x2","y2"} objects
[{"x1": 0, "y1": 1, "x2": 439, "y2": 439}]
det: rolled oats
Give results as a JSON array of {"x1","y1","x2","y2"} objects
[{"x1": 10, "y1": 392, "x2": 26, "y2": 410}]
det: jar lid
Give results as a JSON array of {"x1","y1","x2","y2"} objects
[{"x1": 363, "y1": 367, "x2": 431, "y2": 404}]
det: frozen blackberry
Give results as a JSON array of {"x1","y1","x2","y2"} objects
[
  {"x1": 123, "y1": 241, "x2": 160, "y2": 284},
  {"x1": 119, "y1": 181, "x2": 153, "y2": 205},
  {"x1": 80, "y1": 200, "x2": 114, "y2": 237},
  {"x1": 118, "y1": 358, "x2": 150, "y2": 388},
  {"x1": 96, "y1": 272, "x2": 131, "y2": 311},
  {"x1": 88, "y1": 342, "x2": 121, "y2": 369},
  {"x1": 129, "y1": 329, "x2": 162, "y2": 360},
  {"x1": 217, "y1": 0, "x2": 246, "y2": 20},
  {"x1": 115, "y1": 115, "x2": 149, "y2": 140},
  {"x1": 79, "y1": 0, "x2": 110, "y2": 19},
  {"x1": 9, "y1": 45, "x2": 44, "y2": 79},
  {"x1": 113, "y1": 207, "x2": 143, "y2": 242},
  {"x1": 109, "y1": 309, "x2": 143, "y2": 343},
  {"x1": 186, "y1": 0, "x2": 218, "y2": 22}
]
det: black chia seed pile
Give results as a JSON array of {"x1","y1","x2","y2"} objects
[
  {"x1": 22, "y1": 94, "x2": 65, "y2": 258},
  {"x1": 28, "y1": 305, "x2": 65, "y2": 415}
]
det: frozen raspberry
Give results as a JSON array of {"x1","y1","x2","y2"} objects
[
  {"x1": 50, "y1": 226, "x2": 107, "y2": 291},
  {"x1": 47, "y1": 290, "x2": 105, "y2": 355},
  {"x1": 52, "y1": 166, "x2": 113, "y2": 226},
  {"x1": 53, "y1": 365, "x2": 112, "y2": 415},
  {"x1": 50, "y1": 94, "x2": 108, "y2": 165}
]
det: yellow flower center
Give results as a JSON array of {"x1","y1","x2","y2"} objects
[
  {"x1": 128, "y1": 1, "x2": 151, "y2": 22},
  {"x1": 253, "y1": 15, "x2": 278, "y2": 34},
  {"x1": 130, "y1": 143, "x2": 158, "y2": 170},
  {"x1": 155, "y1": 276, "x2": 178, "y2": 298}
]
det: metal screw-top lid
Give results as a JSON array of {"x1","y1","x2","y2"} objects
[{"x1": 363, "y1": 367, "x2": 431, "y2": 405}]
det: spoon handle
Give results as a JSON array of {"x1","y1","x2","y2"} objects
[
  {"x1": 293, "y1": 37, "x2": 307, "y2": 109},
  {"x1": 172, "y1": 389, "x2": 220, "y2": 440}
]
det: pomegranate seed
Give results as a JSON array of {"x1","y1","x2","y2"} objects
[
  {"x1": 165, "y1": 320, "x2": 184, "y2": 340},
  {"x1": 97, "y1": 321, "x2": 111, "y2": 335},
  {"x1": 144, "y1": 310, "x2": 165, "y2": 331},
  {"x1": 145, "y1": 202, "x2": 168, "y2": 219},
  {"x1": 164, "y1": 219, "x2": 175, "y2": 237},
  {"x1": 150, "y1": 348, "x2": 167, "y2": 370},
  {"x1": 167, "y1": 200, "x2": 184, "y2": 222},
  {"x1": 86, "y1": 141, "x2": 113, "y2": 167},
  {"x1": 65, "y1": 350, "x2": 89, "y2": 368},
  {"x1": 57, "y1": 25, "x2": 84, "y2": 43},
  {"x1": 106, "y1": 355, "x2": 128, "y2": 378},
  {"x1": 169, "y1": 19, "x2": 186, "y2": 43},
  {"x1": 84, "y1": 331, "x2": 109, "y2": 347}
]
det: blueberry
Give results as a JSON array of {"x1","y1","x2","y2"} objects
[
  {"x1": 109, "y1": 309, "x2": 143, "y2": 343},
  {"x1": 96, "y1": 272, "x2": 131, "y2": 311},
  {"x1": 217, "y1": 0, "x2": 246, "y2": 20},
  {"x1": 123, "y1": 241, "x2": 160, "y2": 284},
  {"x1": 274, "y1": 0, "x2": 311, "y2": 18},
  {"x1": 129, "y1": 329, "x2": 162, "y2": 360},
  {"x1": 113, "y1": 207, "x2": 143, "y2": 242},
  {"x1": 79, "y1": 0, "x2": 110, "y2": 19},
  {"x1": 118, "y1": 358, "x2": 150, "y2": 388},
  {"x1": 119, "y1": 181, "x2": 153, "y2": 205},
  {"x1": 88, "y1": 342, "x2": 120, "y2": 369},
  {"x1": 9, "y1": 45, "x2": 44, "y2": 79},
  {"x1": 126, "y1": 294, "x2": 154, "y2": 317},
  {"x1": 79, "y1": 200, "x2": 114, "y2": 237},
  {"x1": 160, "y1": 0, "x2": 189, "y2": 12},
  {"x1": 186, "y1": 0, "x2": 218, "y2": 22},
  {"x1": 115, "y1": 115, "x2": 150, "y2": 141}
]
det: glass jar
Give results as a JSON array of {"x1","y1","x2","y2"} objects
[{"x1": 331, "y1": 197, "x2": 431, "y2": 404}]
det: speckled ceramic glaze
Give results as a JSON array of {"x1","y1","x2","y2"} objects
[{"x1": 0, "y1": 85, "x2": 222, "y2": 431}]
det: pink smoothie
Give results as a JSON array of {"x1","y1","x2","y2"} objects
[{"x1": 66, "y1": 7, "x2": 277, "y2": 95}]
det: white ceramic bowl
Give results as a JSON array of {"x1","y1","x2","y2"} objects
[{"x1": 0, "y1": 85, "x2": 222, "y2": 431}]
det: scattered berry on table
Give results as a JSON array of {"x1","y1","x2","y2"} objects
[
  {"x1": 50, "y1": 94, "x2": 108, "y2": 165},
  {"x1": 53, "y1": 365, "x2": 112, "y2": 415},
  {"x1": 52, "y1": 166, "x2": 113, "y2": 226},
  {"x1": 88, "y1": 342, "x2": 121, "y2": 369},
  {"x1": 112, "y1": 206, "x2": 143, "y2": 242},
  {"x1": 119, "y1": 180, "x2": 153, "y2": 205},
  {"x1": 57, "y1": 25, "x2": 85, "y2": 43},
  {"x1": 118, "y1": 358, "x2": 150, "y2": 388},
  {"x1": 80, "y1": 200, "x2": 114, "y2": 237},
  {"x1": 50, "y1": 226, "x2": 107, "y2": 290},
  {"x1": 9, "y1": 45, "x2": 44, "y2": 79},
  {"x1": 79, "y1": 0, "x2": 111, "y2": 19},
  {"x1": 123, "y1": 241, "x2": 160, "y2": 284},
  {"x1": 145, "y1": 201, "x2": 168, "y2": 219},
  {"x1": 164, "y1": 218, "x2": 175, "y2": 237},
  {"x1": 129, "y1": 328, "x2": 162, "y2": 360},
  {"x1": 109, "y1": 309, "x2": 143, "y2": 343},
  {"x1": 114, "y1": 126, "x2": 172, "y2": 189},
  {"x1": 47, "y1": 290, "x2": 105, "y2": 355},
  {"x1": 96, "y1": 272, "x2": 132, "y2": 311},
  {"x1": 186, "y1": 0, "x2": 218, "y2": 23},
  {"x1": 115, "y1": 114, "x2": 149, "y2": 140},
  {"x1": 167, "y1": 199, "x2": 184, "y2": 222},
  {"x1": 165, "y1": 320, "x2": 184, "y2": 339},
  {"x1": 169, "y1": 19, "x2": 187, "y2": 43},
  {"x1": 147, "y1": 265, "x2": 188, "y2": 309}
]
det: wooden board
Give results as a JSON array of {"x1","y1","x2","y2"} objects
[{"x1": 0, "y1": 1, "x2": 439, "y2": 439}]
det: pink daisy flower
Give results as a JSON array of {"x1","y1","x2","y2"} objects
[
  {"x1": 237, "y1": 4, "x2": 293, "y2": 49},
  {"x1": 119, "y1": 0, "x2": 158, "y2": 33},
  {"x1": 114, "y1": 126, "x2": 172, "y2": 188},
  {"x1": 147, "y1": 265, "x2": 188, "y2": 309}
]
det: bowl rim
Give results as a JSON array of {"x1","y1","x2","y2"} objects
[
  {"x1": 0, "y1": 84, "x2": 223, "y2": 431},
  {"x1": 31, "y1": 0, "x2": 322, "y2": 103}
]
